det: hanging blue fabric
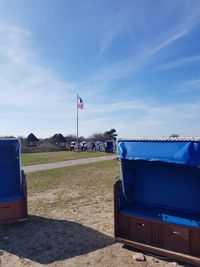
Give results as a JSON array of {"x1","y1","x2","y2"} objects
[{"x1": 118, "y1": 139, "x2": 200, "y2": 167}]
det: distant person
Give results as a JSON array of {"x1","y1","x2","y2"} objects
[
  {"x1": 80, "y1": 142, "x2": 84, "y2": 152},
  {"x1": 92, "y1": 142, "x2": 95, "y2": 151},
  {"x1": 70, "y1": 142, "x2": 76, "y2": 152},
  {"x1": 83, "y1": 142, "x2": 87, "y2": 151}
]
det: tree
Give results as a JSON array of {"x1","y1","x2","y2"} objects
[
  {"x1": 89, "y1": 132, "x2": 106, "y2": 142},
  {"x1": 65, "y1": 135, "x2": 77, "y2": 143},
  {"x1": 103, "y1": 128, "x2": 118, "y2": 140},
  {"x1": 170, "y1": 134, "x2": 179, "y2": 138}
]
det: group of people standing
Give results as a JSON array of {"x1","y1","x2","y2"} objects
[
  {"x1": 70, "y1": 141, "x2": 104, "y2": 152},
  {"x1": 80, "y1": 142, "x2": 96, "y2": 152}
]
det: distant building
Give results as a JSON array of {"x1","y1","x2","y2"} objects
[
  {"x1": 26, "y1": 133, "x2": 39, "y2": 147},
  {"x1": 52, "y1": 133, "x2": 66, "y2": 149}
]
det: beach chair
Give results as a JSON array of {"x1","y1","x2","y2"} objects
[
  {"x1": 114, "y1": 138, "x2": 200, "y2": 266},
  {"x1": 105, "y1": 140, "x2": 115, "y2": 153},
  {"x1": 0, "y1": 138, "x2": 27, "y2": 223}
]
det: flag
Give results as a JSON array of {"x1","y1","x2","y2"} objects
[{"x1": 77, "y1": 96, "x2": 84, "y2": 109}]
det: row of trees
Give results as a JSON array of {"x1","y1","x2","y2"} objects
[
  {"x1": 51, "y1": 128, "x2": 118, "y2": 143},
  {"x1": 18, "y1": 129, "x2": 118, "y2": 153},
  {"x1": 89, "y1": 129, "x2": 118, "y2": 142}
]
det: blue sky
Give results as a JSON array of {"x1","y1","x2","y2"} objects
[{"x1": 0, "y1": 0, "x2": 200, "y2": 138}]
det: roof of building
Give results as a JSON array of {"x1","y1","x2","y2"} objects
[
  {"x1": 26, "y1": 133, "x2": 39, "y2": 142},
  {"x1": 52, "y1": 133, "x2": 66, "y2": 143}
]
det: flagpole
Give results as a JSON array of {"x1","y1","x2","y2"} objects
[{"x1": 76, "y1": 94, "x2": 79, "y2": 152}]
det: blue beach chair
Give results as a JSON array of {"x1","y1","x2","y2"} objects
[
  {"x1": 114, "y1": 137, "x2": 200, "y2": 265},
  {"x1": 0, "y1": 138, "x2": 27, "y2": 223},
  {"x1": 105, "y1": 140, "x2": 115, "y2": 153}
]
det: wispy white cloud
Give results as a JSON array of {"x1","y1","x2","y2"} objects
[
  {"x1": 97, "y1": 6, "x2": 131, "y2": 58},
  {"x1": 153, "y1": 55, "x2": 200, "y2": 71},
  {"x1": 0, "y1": 22, "x2": 79, "y2": 137},
  {"x1": 116, "y1": 100, "x2": 200, "y2": 138},
  {"x1": 0, "y1": 23, "x2": 32, "y2": 66},
  {"x1": 147, "y1": 30, "x2": 188, "y2": 57},
  {"x1": 179, "y1": 78, "x2": 200, "y2": 92},
  {"x1": 146, "y1": 4, "x2": 200, "y2": 58},
  {"x1": 79, "y1": 98, "x2": 200, "y2": 138},
  {"x1": 98, "y1": 23, "x2": 121, "y2": 58},
  {"x1": 97, "y1": 0, "x2": 200, "y2": 65},
  {"x1": 84, "y1": 99, "x2": 152, "y2": 115},
  {"x1": 93, "y1": 2, "x2": 200, "y2": 82},
  {"x1": 91, "y1": 58, "x2": 140, "y2": 81},
  {"x1": 0, "y1": 23, "x2": 75, "y2": 108}
]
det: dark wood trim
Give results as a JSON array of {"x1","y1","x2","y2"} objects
[
  {"x1": 119, "y1": 210, "x2": 200, "y2": 231},
  {"x1": 0, "y1": 172, "x2": 28, "y2": 224},
  {"x1": 114, "y1": 182, "x2": 200, "y2": 266},
  {"x1": 116, "y1": 237, "x2": 200, "y2": 266},
  {"x1": 0, "y1": 199, "x2": 28, "y2": 224},
  {"x1": 22, "y1": 172, "x2": 28, "y2": 218},
  {"x1": 114, "y1": 179, "x2": 121, "y2": 237}
]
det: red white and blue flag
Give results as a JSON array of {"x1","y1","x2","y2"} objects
[{"x1": 77, "y1": 96, "x2": 84, "y2": 109}]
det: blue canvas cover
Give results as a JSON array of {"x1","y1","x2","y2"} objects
[
  {"x1": 118, "y1": 138, "x2": 200, "y2": 228},
  {"x1": 0, "y1": 139, "x2": 23, "y2": 202},
  {"x1": 118, "y1": 138, "x2": 200, "y2": 167}
]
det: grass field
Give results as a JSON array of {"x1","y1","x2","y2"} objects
[
  {"x1": 21, "y1": 151, "x2": 109, "y2": 166},
  {"x1": 27, "y1": 160, "x2": 119, "y2": 215}
]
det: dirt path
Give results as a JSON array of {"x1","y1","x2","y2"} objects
[{"x1": 23, "y1": 155, "x2": 115, "y2": 173}]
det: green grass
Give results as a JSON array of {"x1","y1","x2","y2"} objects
[
  {"x1": 27, "y1": 160, "x2": 118, "y2": 193},
  {"x1": 27, "y1": 160, "x2": 119, "y2": 215},
  {"x1": 22, "y1": 151, "x2": 110, "y2": 166}
]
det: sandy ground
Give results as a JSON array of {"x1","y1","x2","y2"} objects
[{"x1": 0, "y1": 190, "x2": 193, "y2": 267}]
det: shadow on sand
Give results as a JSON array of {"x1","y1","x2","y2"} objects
[{"x1": 0, "y1": 215, "x2": 115, "y2": 264}]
